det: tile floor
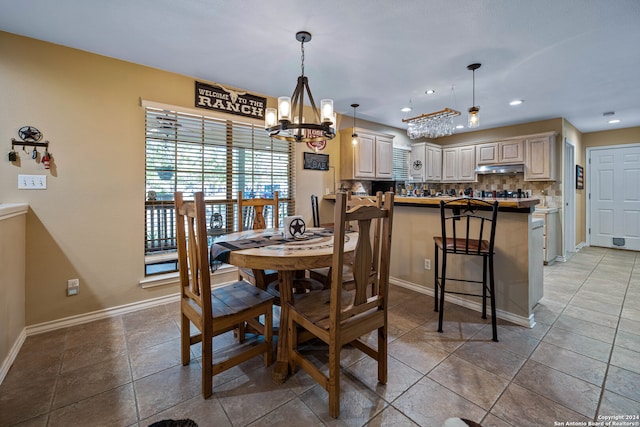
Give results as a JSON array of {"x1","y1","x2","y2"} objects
[{"x1": 1, "y1": 246, "x2": 639, "y2": 427}]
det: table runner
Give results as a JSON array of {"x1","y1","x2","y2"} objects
[{"x1": 209, "y1": 228, "x2": 334, "y2": 271}]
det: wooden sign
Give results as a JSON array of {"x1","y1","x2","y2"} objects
[
  {"x1": 303, "y1": 152, "x2": 329, "y2": 170},
  {"x1": 195, "y1": 81, "x2": 266, "y2": 120}
]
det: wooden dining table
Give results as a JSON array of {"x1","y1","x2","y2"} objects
[{"x1": 211, "y1": 227, "x2": 358, "y2": 383}]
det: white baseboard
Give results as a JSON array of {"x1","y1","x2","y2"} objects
[
  {"x1": 390, "y1": 276, "x2": 535, "y2": 328},
  {"x1": 0, "y1": 329, "x2": 26, "y2": 385}
]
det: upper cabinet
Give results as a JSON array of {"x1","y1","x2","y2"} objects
[
  {"x1": 410, "y1": 143, "x2": 442, "y2": 182},
  {"x1": 341, "y1": 128, "x2": 394, "y2": 180},
  {"x1": 442, "y1": 145, "x2": 476, "y2": 182},
  {"x1": 525, "y1": 133, "x2": 556, "y2": 181},
  {"x1": 477, "y1": 139, "x2": 524, "y2": 165},
  {"x1": 409, "y1": 142, "x2": 426, "y2": 181},
  {"x1": 426, "y1": 145, "x2": 442, "y2": 181}
]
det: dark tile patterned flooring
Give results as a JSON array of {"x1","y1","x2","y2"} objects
[{"x1": 1, "y1": 247, "x2": 639, "y2": 426}]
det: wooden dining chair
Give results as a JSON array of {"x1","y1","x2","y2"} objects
[
  {"x1": 434, "y1": 197, "x2": 499, "y2": 342},
  {"x1": 311, "y1": 194, "x2": 334, "y2": 228},
  {"x1": 236, "y1": 190, "x2": 279, "y2": 290},
  {"x1": 175, "y1": 191, "x2": 274, "y2": 398},
  {"x1": 287, "y1": 190, "x2": 394, "y2": 418},
  {"x1": 309, "y1": 191, "x2": 383, "y2": 291}
]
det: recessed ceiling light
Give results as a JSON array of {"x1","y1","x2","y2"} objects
[
  {"x1": 425, "y1": 89, "x2": 435, "y2": 95},
  {"x1": 509, "y1": 100, "x2": 524, "y2": 106},
  {"x1": 401, "y1": 106, "x2": 412, "y2": 113},
  {"x1": 456, "y1": 125, "x2": 465, "y2": 129},
  {"x1": 608, "y1": 119, "x2": 621, "y2": 124}
]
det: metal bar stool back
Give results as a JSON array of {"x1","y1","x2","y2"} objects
[{"x1": 434, "y1": 197, "x2": 499, "y2": 341}]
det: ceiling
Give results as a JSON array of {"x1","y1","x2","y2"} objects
[{"x1": 1, "y1": 0, "x2": 639, "y2": 135}]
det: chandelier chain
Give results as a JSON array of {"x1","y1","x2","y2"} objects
[{"x1": 300, "y1": 38, "x2": 305, "y2": 77}]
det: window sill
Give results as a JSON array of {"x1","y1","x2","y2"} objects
[{"x1": 139, "y1": 263, "x2": 237, "y2": 289}]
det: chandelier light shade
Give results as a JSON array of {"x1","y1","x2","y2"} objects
[
  {"x1": 265, "y1": 31, "x2": 336, "y2": 143},
  {"x1": 351, "y1": 103, "x2": 359, "y2": 145},
  {"x1": 467, "y1": 63, "x2": 481, "y2": 128}
]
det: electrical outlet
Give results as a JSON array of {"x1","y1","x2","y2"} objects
[
  {"x1": 67, "y1": 278, "x2": 79, "y2": 296},
  {"x1": 424, "y1": 258, "x2": 431, "y2": 270}
]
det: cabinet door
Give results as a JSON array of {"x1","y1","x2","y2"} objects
[
  {"x1": 477, "y1": 142, "x2": 499, "y2": 165},
  {"x1": 426, "y1": 146, "x2": 442, "y2": 181},
  {"x1": 458, "y1": 146, "x2": 477, "y2": 182},
  {"x1": 500, "y1": 140, "x2": 524, "y2": 163},
  {"x1": 354, "y1": 133, "x2": 376, "y2": 178},
  {"x1": 375, "y1": 136, "x2": 393, "y2": 178},
  {"x1": 525, "y1": 136, "x2": 555, "y2": 181},
  {"x1": 441, "y1": 148, "x2": 458, "y2": 181},
  {"x1": 410, "y1": 143, "x2": 426, "y2": 180}
]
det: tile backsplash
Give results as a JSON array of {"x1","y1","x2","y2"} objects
[{"x1": 340, "y1": 175, "x2": 561, "y2": 207}]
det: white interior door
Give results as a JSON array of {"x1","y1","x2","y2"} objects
[{"x1": 589, "y1": 144, "x2": 640, "y2": 251}]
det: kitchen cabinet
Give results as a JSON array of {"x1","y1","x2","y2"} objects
[
  {"x1": 410, "y1": 142, "x2": 426, "y2": 181},
  {"x1": 442, "y1": 145, "x2": 476, "y2": 182},
  {"x1": 477, "y1": 139, "x2": 524, "y2": 165},
  {"x1": 426, "y1": 145, "x2": 442, "y2": 181},
  {"x1": 532, "y1": 208, "x2": 559, "y2": 264},
  {"x1": 341, "y1": 128, "x2": 394, "y2": 180},
  {"x1": 409, "y1": 143, "x2": 441, "y2": 181},
  {"x1": 525, "y1": 133, "x2": 556, "y2": 181}
]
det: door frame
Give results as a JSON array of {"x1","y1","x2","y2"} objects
[{"x1": 563, "y1": 139, "x2": 576, "y2": 259}]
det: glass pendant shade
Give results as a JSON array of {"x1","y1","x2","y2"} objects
[
  {"x1": 468, "y1": 106, "x2": 480, "y2": 128},
  {"x1": 278, "y1": 97, "x2": 291, "y2": 121},
  {"x1": 265, "y1": 108, "x2": 278, "y2": 128},
  {"x1": 320, "y1": 99, "x2": 334, "y2": 123}
]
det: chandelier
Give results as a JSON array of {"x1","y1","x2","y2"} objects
[
  {"x1": 402, "y1": 107, "x2": 461, "y2": 139},
  {"x1": 265, "y1": 31, "x2": 336, "y2": 143}
]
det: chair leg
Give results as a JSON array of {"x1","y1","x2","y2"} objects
[
  {"x1": 287, "y1": 313, "x2": 297, "y2": 375},
  {"x1": 202, "y1": 330, "x2": 213, "y2": 398},
  {"x1": 378, "y1": 325, "x2": 387, "y2": 385},
  {"x1": 434, "y1": 243, "x2": 439, "y2": 312},
  {"x1": 481, "y1": 255, "x2": 488, "y2": 319},
  {"x1": 328, "y1": 343, "x2": 340, "y2": 418},
  {"x1": 181, "y1": 313, "x2": 191, "y2": 366},
  {"x1": 489, "y1": 254, "x2": 499, "y2": 342},
  {"x1": 264, "y1": 306, "x2": 273, "y2": 366},
  {"x1": 437, "y1": 252, "x2": 447, "y2": 333}
]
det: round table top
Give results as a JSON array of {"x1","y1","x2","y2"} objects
[{"x1": 216, "y1": 227, "x2": 357, "y2": 271}]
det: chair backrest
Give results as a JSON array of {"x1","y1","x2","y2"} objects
[
  {"x1": 346, "y1": 191, "x2": 383, "y2": 273},
  {"x1": 175, "y1": 192, "x2": 212, "y2": 320},
  {"x1": 311, "y1": 194, "x2": 320, "y2": 228},
  {"x1": 439, "y1": 197, "x2": 498, "y2": 254},
  {"x1": 237, "y1": 190, "x2": 279, "y2": 231},
  {"x1": 330, "y1": 191, "x2": 394, "y2": 316}
]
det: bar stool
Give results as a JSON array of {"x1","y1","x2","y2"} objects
[{"x1": 433, "y1": 197, "x2": 499, "y2": 342}]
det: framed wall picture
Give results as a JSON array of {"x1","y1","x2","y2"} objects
[
  {"x1": 303, "y1": 152, "x2": 329, "y2": 170},
  {"x1": 576, "y1": 165, "x2": 584, "y2": 189}
]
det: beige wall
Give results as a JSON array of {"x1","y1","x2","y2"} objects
[{"x1": 0, "y1": 209, "x2": 27, "y2": 368}]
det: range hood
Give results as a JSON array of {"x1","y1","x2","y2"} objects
[{"x1": 475, "y1": 164, "x2": 524, "y2": 174}]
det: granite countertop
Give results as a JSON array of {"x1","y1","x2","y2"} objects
[{"x1": 323, "y1": 194, "x2": 540, "y2": 210}]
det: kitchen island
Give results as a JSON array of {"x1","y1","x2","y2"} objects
[{"x1": 324, "y1": 195, "x2": 543, "y2": 327}]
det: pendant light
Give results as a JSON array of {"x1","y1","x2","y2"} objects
[
  {"x1": 265, "y1": 31, "x2": 336, "y2": 143},
  {"x1": 351, "y1": 103, "x2": 359, "y2": 145},
  {"x1": 467, "y1": 63, "x2": 481, "y2": 128}
]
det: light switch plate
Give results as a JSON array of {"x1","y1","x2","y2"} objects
[{"x1": 18, "y1": 174, "x2": 47, "y2": 189}]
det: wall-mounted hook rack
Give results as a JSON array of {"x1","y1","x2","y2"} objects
[{"x1": 11, "y1": 138, "x2": 49, "y2": 148}]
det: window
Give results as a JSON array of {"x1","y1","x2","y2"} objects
[
  {"x1": 392, "y1": 145, "x2": 410, "y2": 181},
  {"x1": 144, "y1": 104, "x2": 295, "y2": 275}
]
